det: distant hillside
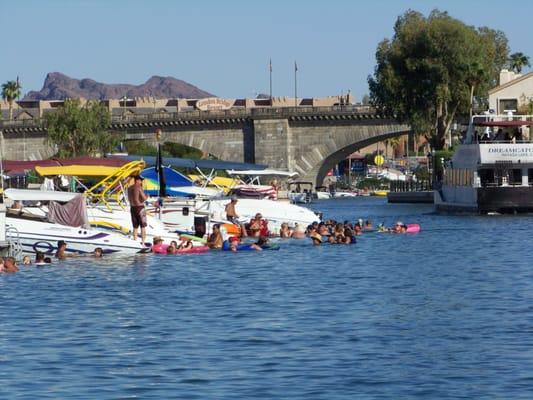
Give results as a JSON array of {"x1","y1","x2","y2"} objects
[{"x1": 23, "y1": 72, "x2": 214, "y2": 100}]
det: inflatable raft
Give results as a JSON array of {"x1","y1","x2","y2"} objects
[
  {"x1": 152, "y1": 243, "x2": 209, "y2": 254},
  {"x1": 406, "y1": 224, "x2": 421, "y2": 233}
]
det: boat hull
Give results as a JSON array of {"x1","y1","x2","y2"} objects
[
  {"x1": 315, "y1": 192, "x2": 332, "y2": 200},
  {"x1": 6, "y1": 217, "x2": 144, "y2": 255},
  {"x1": 435, "y1": 186, "x2": 533, "y2": 214}
]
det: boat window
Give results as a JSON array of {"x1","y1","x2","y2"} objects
[
  {"x1": 529, "y1": 169, "x2": 533, "y2": 186},
  {"x1": 509, "y1": 169, "x2": 522, "y2": 185}
]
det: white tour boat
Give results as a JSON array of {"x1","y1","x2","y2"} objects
[{"x1": 435, "y1": 113, "x2": 533, "y2": 213}]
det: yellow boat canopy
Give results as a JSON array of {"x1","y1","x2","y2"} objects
[
  {"x1": 35, "y1": 161, "x2": 145, "y2": 210},
  {"x1": 188, "y1": 174, "x2": 242, "y2": 193},
  {"x1": 35, "y1": 165, "x2": 122, "y2": 177}
]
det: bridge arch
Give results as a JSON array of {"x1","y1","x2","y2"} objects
[
  {"x1": 314, "y1": 130, "x2": 411, "y2": 186},
  {"x1": 287, "y1": 123, "x2": 410, "y2": 186}
]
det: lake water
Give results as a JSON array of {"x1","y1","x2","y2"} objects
[{"x1": 2, "y1": 197, "x2": 533, "y2": 399}]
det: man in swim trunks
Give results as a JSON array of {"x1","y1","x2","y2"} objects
[
  {"x1": 128, "y1": 175, "x2": 148, "y2": 245},
  {"x1": 224, "y1": 197, "x2": 247, "y2": 237}
]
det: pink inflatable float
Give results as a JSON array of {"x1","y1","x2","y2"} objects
[
  {"x1": 152, "y1": 243, "x2": 209, "y2": 254},
  {"x1": 177, "y1": 246, "x2": 209, "y2": 254},
  {"x1": 405, "y1": 224, "x2": 421, "y2": 233},
  {"x1": 152, "y1": 243, "x2": 169, "y2": 254}
]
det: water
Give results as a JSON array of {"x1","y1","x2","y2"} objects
[{"x1": 2, "y1": 197, "x2": 533, "y2": 399}]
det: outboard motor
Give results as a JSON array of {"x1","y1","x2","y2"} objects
[{"x1": 194, "y1": 216, "x2": 206, "y2": 238}]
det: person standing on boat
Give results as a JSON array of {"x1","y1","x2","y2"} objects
[
  {"x1": 225, "y1": 197, "x2": 247, "y2": 237},
  {"x1": 128, "y1": 175, "x2": 148, "y2": 245}
]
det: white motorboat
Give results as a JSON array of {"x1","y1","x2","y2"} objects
[
  {"x1": 333, "y1": 191, "x2": 358, "y2": 198},
  {"x1": 34, "y1": 162, "x2": 188, "y2": 244},
  {"x1": 227, "y1": 169, "x2": 299, "y2": 200},
  {"x1": 150, "y1": 196, "x2": 320, "y2": 235},
  {"x1": 8, "y1": 189, "x2": 185, "y2": 245},
  {"x1": 4, "y1": 189, "x2": 146, "y2": 255},
  {"x1": 435, "y1": 113, "x2": 533, "y2": 213},
  {"x1": 315, "y1": 191, "x2": 332, "y2": 200},
  {"x1": 196, "y1": 197, "x2": 321, "y2": 232},
  {"x1": 287, "y1": 182, "x2": 314, "y2": 204}
]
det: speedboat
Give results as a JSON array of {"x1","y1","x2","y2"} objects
[
  {"x1": 35, "y1": 162, "x2": 187, "y2": 244},
  {"x1": 226, "y1": 169, "x2": 299, "y2": 200},
  {"x1": 435, "y1": 113, "x2": 533, "y2": 213},
  {"x1": 315, "y1": 191, "x2": 332, "y2": 200},
  {"x1": 333, "y1": 191, "x2": 358, "y2": 198},
  {"x1": 287, "y1": 181, "x2": 314, "y2": 204},
  {"x1": 196, "y1": 197, "x2": 320, "y2": 233},
  {"x1": 4, "y1": 189, "x2": 146, "y2": 255}
]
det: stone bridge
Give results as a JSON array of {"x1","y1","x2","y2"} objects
[{"x1": 0, "y1": 105, "x2": 409, "y2": 185}]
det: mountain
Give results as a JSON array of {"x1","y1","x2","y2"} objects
[{"x1": 23, "y1": 72, "x2": 214, "y2": 100}]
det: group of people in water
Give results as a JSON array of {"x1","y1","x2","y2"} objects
[
  {"x1": 1, "y1": 187, "x2": 417, "y2": 267},
  {"x1": 152, "y1": 236, "x2": 195, "y2": 254},
  {"x1": 0, "y1": 239, "x2": 107, "y2": 273},
  {"x1": 303, "y1": 219, "x2": 413, "y2": 245},
  {"x1": 200, "y1": 214, "x2": 414, "y2": 252}
]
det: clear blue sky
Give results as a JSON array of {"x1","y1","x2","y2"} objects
[{"x1": 2, "y1": 0, "x2": 532, "y2": 100}]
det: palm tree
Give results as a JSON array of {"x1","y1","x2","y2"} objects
[
  {"x1": 1, "y1": 80, "x2": 22, "y2": 120},
  {"x1": 509, "y1": 52, "x2": 531, "y2": 74},
  {"x1": 383, "y1": 139, "x2": 390, "y2": 160},
  {"x1": 388, "y1": 136, "x2": 401, "y2": 161}
]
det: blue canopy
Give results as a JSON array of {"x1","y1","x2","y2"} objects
[{"x1": 141, "y1": 166, "x2": 195, "y2": 197}]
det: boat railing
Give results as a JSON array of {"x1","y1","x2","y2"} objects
[
  {"x1": 478, "y1": 140, "x2": 533, "y2": 144},
  {"x1": 389, "y1": 180, "x2": 432, "y2": 192}
]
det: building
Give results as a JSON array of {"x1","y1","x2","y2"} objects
[{"x1": 488, "y1": 69, "x2": 533, "y2": 114}]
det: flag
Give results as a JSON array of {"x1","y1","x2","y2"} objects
[
  {"x1": 156, "y1": 142, "x2": 166, "y2": 197},
  {"x1": 294, "y1": 61, "x2": 298, "y2": 72},
  {"x1": 269, "y1": 58, "x2": 272, "y2": 72}
]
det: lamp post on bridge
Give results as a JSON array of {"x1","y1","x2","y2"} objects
[{"x1": 121, "y1": 95, "x2": 127, "y2": 119}]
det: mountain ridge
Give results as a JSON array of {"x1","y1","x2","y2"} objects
[{"x1": 23, "y1": 72, "x2": 214, "y2": 100}]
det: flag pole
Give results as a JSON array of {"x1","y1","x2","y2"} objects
[
  {"x1": 269, "y1": 58, "x2": 273, "y2": 104},
  {"x1": 294, "y1": 61, "x2": 298, "y2": 107}
]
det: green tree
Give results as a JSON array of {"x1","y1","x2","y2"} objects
[
  {"x1": 1, "y1": 80, "x2": 22, "y2": 120},
  {"x1": 368, "y1": 10, "x2": 509, "y2": 150},
  {"x1": 508, "y1": 52, "x2": 531, "y2": 73},
  {"x1": 125, "y1": 141, "x2": 202, "y2": 159},
  {"x1": 45, "y1": 99, "x2": 120, "y2": 157}
]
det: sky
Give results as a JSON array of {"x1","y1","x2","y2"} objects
[{"x1": 2, "y1": 0, "x2": 533, "y2": 101}]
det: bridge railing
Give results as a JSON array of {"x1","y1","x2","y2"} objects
[{"x1": 0, "y1": 105, "x2": 377, "y2": 129}]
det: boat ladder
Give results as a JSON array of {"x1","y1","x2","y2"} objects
[{"x1": 5, "y1": 226, "x2": 23, "y2": 261}]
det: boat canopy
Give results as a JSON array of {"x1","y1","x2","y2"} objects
[
  {"x1": 141, "y1": 166, "x2": 196, "y2": 197},
  {"x1": 115, "y1": 155, "x2": 267, "y2": 171},
  {"x1": 226, "y1": 169, "x2": 298, "y2": 178},
  {"x1": 35, "y1": 165, "x2": 121, "y2": 177},
  {"x1": 4, "y1": 188, "x2": 79, "y2": 202},
  {"x1": 2, "y1": 157, "x2": 128, "y2": 174},
  {"x1": 474, "y1": 120, "x2": 533, "y2": 127},
  {"x1": 188, "y1": 175, "x2": 242, "y2": 192}
]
